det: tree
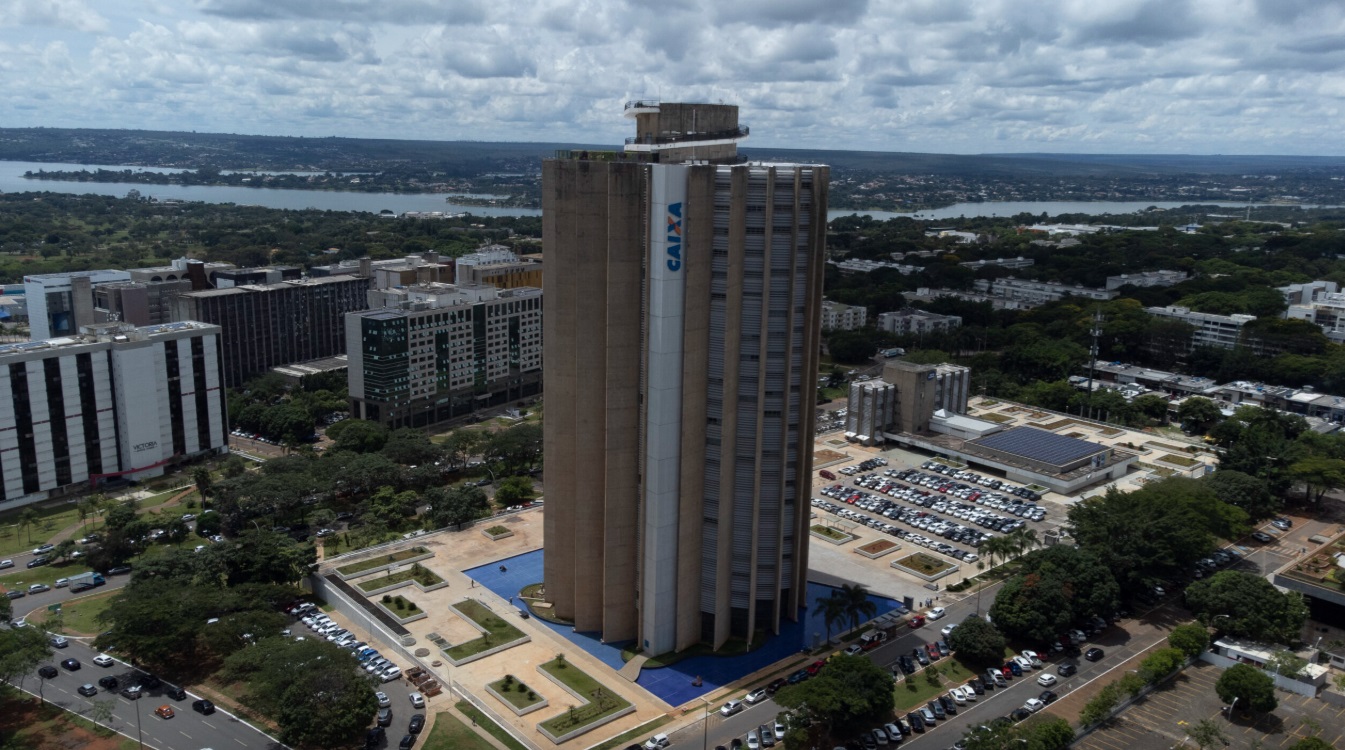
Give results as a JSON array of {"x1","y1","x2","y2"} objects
[
  {"x1": 0, "y1": 591, "x2": 9, "y2": 623},
  {"x1": 946, "y1": 615, "x2": 1006, "y2": 667},
  {"x1": 1205, "y1": 470, "x2": 1278, "y2": 520},
  {"x1": 438, "y1": 429, "x2": 485, "y2": 470},
  {"x1": 989, "y1": 545, "x2": 1119, "y2": 645},
  {"x1": 333, "y1": 453, "x2": 403, "y2": 497},
  {"x1": 380, "y1": 428, "x2": 442, "y2": 467},
  {"x1": 1167, "y1": 623, "x2": 1210, "y2": 659},
  {"x1": 1186, "y1": 571, "x2": 1308, "y2": 644},
  {"x1": 772, "y1": 655, "x2": 894, "y2": 736},
  {"x1": 192, "y1": 466, "x2": 214, "y2": 498},
  {"x1": 1137, "y1": 647, "x2": 1186, "y2": 684},
  {"x1": 361, "y1": 486, "x2": 419, "y2": 528},
  {"x1": 217, "y1": 529, "x2": 316, "y2": 586},
  {"x1": 424, "y1": 484, "x2": 490, "y2": 529},
  {"x1": 330, "y1": 419, "x2": 389, "y2": 454},
  {"x1": 1079, "y1": 682, "x2": 1122, "y2": 726},
  {"x1": 839, "y1": 583, "x2": 877, "y2": 633},
  {"x1": 494, "y1": 476, "x2": 535, "y2": 505},
  {"x1": 0, "y1": 623, "x2": 50, "y2": 687},
  {"x1": 1178, "y1": 397, "x2": 1225, "y2": 434},
  {"x1": 1189, "y1": 718, "x2": 1228, "y2": 750},
  {"x1": 482, "y1": 423, "x2": 542, "y2": 475},
  {"x1": 19, "y1": 507, "x2": 39, "y2": 543},
  {"x1": 1287, "y1": 457, "x2": 1345, "y2": 504},
  {"x1": 814, "y1": 591, "x2": 849, "y2": 643},
  {"x1": 220, "y1": 636, "x2": 378, "y2": 748},
  {"x1": 1215, "y1": 663, "x2": 1277, "y2": 714},
  {"x1": 1288, "y1": 739, "x2": 1334, "y2": 750}
]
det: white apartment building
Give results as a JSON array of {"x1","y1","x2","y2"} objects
[
  {"x1": 960, "y1": 257, "x2": 1035, "y2": 271},
  {"x1": 1145, "y1": 306, "x2": 1257, "y2": 349},
  {"x1": 877, "y1": 308, "x2": 962, "y2": 336},
  {"x1": 1278, "y1": 280, "x2": 1339, "y2": 306},
  {"x1": 974, "y1": 277, "x2": 1118, "y2": 306},
  {"x1": 1105, "y1": 270, "x2": 1188, "y2": 290},
  {"x1": 1279, "y1": 281, "x2": 1345, "y2": 343},
  {"x1": 821, "y1": 300, "x2": 867, "y2": 331},
  {"x1": 0, "y1": 321, "x2": 228, "y2": 511},
  {"x1": 346, "y1": 283, "x2": 542, "y2": 429},
  {"x1": 25, "y1": 270, "x2": 132, "y2": 339}
]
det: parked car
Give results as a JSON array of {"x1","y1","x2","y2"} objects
[
  {"x1": 721, "y1": 700, "x2": 744, "y2": 717},
  {"x1": 745, "y1": 688, "x2": 768, "y2": 705},
  {"x1": 77, "y1": 683, "x2": 98, "y2": 697},
  {"x1": 377, "y1": 706, "x2": 393, "y2": 727},
  {"x1": 99, "y1": 676, "x2": 119, "y2": 690},
  {"x1": 38, "y1": 665, "x2": 58, "y2": 679},
  {"x1": 927, "y1": 607, "x2": 946, "y2": 620},
  {"x1": 408, "y1": 713, "x2": 425, "y2": 734},
  {"x1": 1085, "y1": 648, "x2": 1105, "y2": 662}
]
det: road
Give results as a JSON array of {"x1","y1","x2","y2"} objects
[
  {"x1": 9, "y1": 575, "x2": 131, "y2": 625},
  {"x1": 670, "y1": 578, "x2": 1175, "y2": 750},
  {"x1": 11, "y1": 634, "x2": 285, "y2": 750}
]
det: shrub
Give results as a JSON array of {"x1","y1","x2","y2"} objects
[{"x1": 382, "y1": 594, "x2": 392, "y2": 603}]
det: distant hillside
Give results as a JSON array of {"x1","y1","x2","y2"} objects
[{"x1": 3, "y1": 127, "x2": 1343, "y2": 178}]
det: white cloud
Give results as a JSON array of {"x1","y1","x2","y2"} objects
[{"x1": 0, "y1": 0, "x2": 1341, "y2": 154}]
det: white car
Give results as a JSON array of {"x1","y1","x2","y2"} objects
[
  {"x1": 1023, "y1": 698, "x2": 1045, "y2": 713},
  {"x1": 54, "y1": 578, "x2": 69, "y2": 588},
  {"x1": 745, "y1": 688, "x2": 768, "y2": 705},
  {"x1": 941, "y1": 623, "x2": 958, "y2": 637},
  {"x1": 645, "y1": 735, "x2": 671, "y2": 750},
  {"x1": 92, "y1": 654, "x2": 113, "y2": 668},
  {"x1": 746, "y1": 731, "x2": 761, "y2": 750},
  {"x1": 1022, "y1": 650, "x2": 1043, "y2": 668},
  {"x1": 380, "y1": 665, "x2": 402, "y2": 683},
  {"x1": 376, "y1": 691, "x2": 391, "y2": 708},
  {"x1": 0, "y1": 559, "x2": 12, "y2": 569},
  {"x1": 948, "y1": 687, "x2": 966, "y2": 705},
  {"x1": 1037, "y1": 673, "x2": 1058, "y2": 687},
  {"x1": 927, "y1": 607, "x2": 946, "y2": 620},
  {"x1": 410, "y1": 692, "x2": 425, "y2": 709}
]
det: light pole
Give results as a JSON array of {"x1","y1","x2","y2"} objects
[
  {"x1": 134, "y1": 694, "x2": 144, "y2": 749},
  {"x1": 1226, "y1": 696, "x2": 1239, "y2": 720},
  {"x1": 700, "y1": 696, "x2": 713, "y2": 750}
]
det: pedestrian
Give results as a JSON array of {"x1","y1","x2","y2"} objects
[{"x1": 499, "y1": 564, "x2": 507, "y2": 573}]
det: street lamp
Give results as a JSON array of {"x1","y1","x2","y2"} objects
[
  {"x1": 134, "y1": 694, "x2": 144, "y2": 749},
  {"x1": 700, "y1": 696, "x2": 713, "y2": 750}
]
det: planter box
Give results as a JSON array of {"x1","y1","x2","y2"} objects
[
  {"x1": 535, "y1": 664, "x2": 636, "y2": 744},
  {"x1": 855, "y1": 539, "x2": 899, "y2": 559},
  {"x1": 442, "y1": 636, "x2": 531, "y2": 667},
  {"x1": 358, "y1": 577, "x2": 450, "y2": 598},
  {"x1": 486, "y1": 683, "x2": 550, "y2": 717},
  {"x1": 482, "y1": 528, "x2": 515, "y2": 541},
  {"x1": 335, "y1": 550, "x2": 434, "y2": 581},
  {"x1": 890, "y1": 554, "x2": 959, "y2": 582},
  {"x1": 810, "y1": 526, "x2": 855, "y2": 546},
  {"x1": 375, "y1": 600, "x2": 428, "y2": 625}
]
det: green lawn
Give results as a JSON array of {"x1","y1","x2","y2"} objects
[
  {"x1": 453, "y1": 701, "x2": 529, "y2": 750},
  {"x1": 537, "y1": 657, "x2": 631, "y2": 736},
  {"x1": 490, "y1": 677, "x2": 544, "y2": 709},
  {"x1": 36, "y1": 589, "x2": 118, "y2": 635},
  {"x1": 335, "y1": 546, "x2": 429, "y2": 576},
  {"x1": 357, "y1": 564, "x2": 443, "y2": 592},
  {"x1": 0, "y1": 505, "x2": 89, "y2": 556},
  {"x1": 810, "y1": 524, "x2": 852, "y2": 541},
  {"x1": 380, "y1": 594, "x2": 423, "y2": 618},
  {"x1": 420, "y1": 710, "x2": 499, "y2": 750},
  {"x1": 893, "y1": 671, "x2": 947, "y2": 711},
  {"x1": 935, "y1": 657, "x2": 978, "y2": 684},
  {"x1": 445, "y1": 599, "x2": 526, "y2": 660}
]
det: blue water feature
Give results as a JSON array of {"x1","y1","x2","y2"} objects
[{"x1": 464, "y1": 550, "x2": 907, "y2": 707}]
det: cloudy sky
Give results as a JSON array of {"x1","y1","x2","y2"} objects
[{"x1": 2, "y1": 0, "x2": 1343, "y2": 155}]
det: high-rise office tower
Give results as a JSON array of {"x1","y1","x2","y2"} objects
[{"x1": 543, "y1": 102, "x2": 828, "y2": 655}]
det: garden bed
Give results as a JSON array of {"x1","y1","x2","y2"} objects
[
  {"x1": 356, "y1": 563, "x2": 447, "y2": 595},
  {"x1": 810, "y1": 524, "x2": 855, "y2": 545},
  {"x1": 891, "y1": 552, "x2": 958, "y2": 582},
  {"x1": 376, "y1": 594, "x2": 428, "y2": 624},
  {"x1": 1155, "y1": 453, "x2": 1200, "y2": 468},
  {"x1": 443, "y1": 599, "x2": 530, "y2": 666},
  {"x1": 977, "y1": 412, "x2": 1014, "y2": 424},
  {"x1": 536, "y1": 657, "x2": 634, "y2": 743},
  {"x1": 335, "y1": 547, "x2": 432, "y2": 579},
  {"x1": 482, "y1": 525, "x2": 514, "y2": 541},
  {"x1": 855, "y1": 539, "x2": 899, "y2": 559},
  {"x1": 487, "y1": 675, "x2": 550, "y2": 717}
]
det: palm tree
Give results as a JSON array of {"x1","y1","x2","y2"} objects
[
  {"x1": 840, "y1": 583, "x2": 878, "y2": 634},
  {"x1": 1010, "y1": 527, "x2": 1038, "y2": 558},
  {"x1": 814, "y1": 592, "x2": 849, "y2": 644},
  {"x1": 19, "y1": 507, "x2": 38, "y2": 543},
  {"x1": 981, "y1": 535, "x2": 1012, "y2": 567}
]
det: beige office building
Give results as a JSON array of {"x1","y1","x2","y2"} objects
[{"x1": 542, "y1": 102, "x2": 828, "y2": 655}]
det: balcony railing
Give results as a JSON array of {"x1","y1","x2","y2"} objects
[
  {"x1": 624, "y1": 126, "x2": 749, "y2": 146},
  {"x1": 624, "y1": 99, "x2": 661, "y2": 111}
]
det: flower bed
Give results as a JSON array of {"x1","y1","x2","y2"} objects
[
  {"x1": 1156, "y1": 453, "x2": 1199, "y2": 467},
  {"x1": 376, "y1": 593, "x2": 427, "y2": 624},
  {"x1": 809, "y1": 524, "x2": 855, "y2": 545},
  {"x1": 482, "y1": 525, "x2": 514, "y2": 541},
  {"x1": 855, "y1": 539, "x2": 898, "y2": 559}
]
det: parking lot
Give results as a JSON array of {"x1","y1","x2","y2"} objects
[{"x1": 1074, "y1": 661, "x2": 1345, "y2": 750}]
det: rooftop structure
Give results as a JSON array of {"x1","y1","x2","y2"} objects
[
  {"x1": 968, "y1": 427, "x2": 1108, "y2": 472},
  {"x1": 454, "y1": 245, "x2": 542, "y2": 290},
  {"x1": 1105, "y1": 270, "x2": 1189, "y2": 290},
  {"x1": 820, "y1": 300, "x2": 867, "y2": 331},
  {"x1": 830, "y1": 258, "x2": 921, "y2": 275},
  {"x1": 960, "y1": 257, "x2": 1034, "y2": 270},
  {"x1": 1144, "y1": 305, "x2": 1257, "y2": 350},
  {"x1": 974, "y1": 277, "x2": 1118, "y2": 307}
]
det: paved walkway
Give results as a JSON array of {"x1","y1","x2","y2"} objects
[{"x1": 620, "y1": 654, "x2": 649, "y2": 682}]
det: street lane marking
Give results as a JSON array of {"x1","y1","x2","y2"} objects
[{"x1": 202, "y1": 719, "x2": 216, "y2": 728}]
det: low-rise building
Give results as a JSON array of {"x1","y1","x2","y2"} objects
[
  {"x1": 1105, "y1": 270, "x2": 1188, "y2": 290},
  {"x1": 960, "y1": 257, "x2": 1035, "y2": 271},
  {"x1": 906, "y1": 288, "x2": 1026, "y2": 311},
  {"x1": 845, "y1": 361, "x2": 971, "y2": 445},
  {"x1": 1144, "y1": 305, "x2": 1257, "y2": 350},
  {"x1": 454, "y1": 246, "x2": 542, "y2": 290},
  {"x1": 821, "y1": 300, "x2": 867, "y2": 331},
  {"x1": 876, "y1": 308, "x2": 962, "y2": 336},
  {"x1": 1285, "y1": 288, "x2": 1345, "y2": 344},
  {"x1": 974, "y1": 277, "x2": 1118, "y2": 306},
  {"x1": 830, "y1": 259, "x2": 921, "y2": 275},
  {"x1": 346, "y1": 283, "x2": 542, "y2": 429},
  {"x1": 0, "y1": 321, "x2": 228, "y2": 511}
]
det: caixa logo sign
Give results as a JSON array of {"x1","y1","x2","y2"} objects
[{"x1": 665, "y1": 202, "x2": 683, "y2": 272}]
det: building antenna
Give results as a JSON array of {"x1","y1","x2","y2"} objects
[{"x1": 1086, "y1": 307, "x2": 1102, "y2": 420}]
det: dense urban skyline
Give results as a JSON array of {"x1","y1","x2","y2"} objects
[{"x1": 2, "y1": 0, "x2": 1343, "y2": 155}]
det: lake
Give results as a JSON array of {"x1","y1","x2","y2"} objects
[{"x1": 0, "y1": 160, "x2": 1288, "y2": 220}]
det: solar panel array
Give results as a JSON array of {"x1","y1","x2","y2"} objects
[{"x1": 969, "y1": 426, "x2": 1105, "y2": 467}]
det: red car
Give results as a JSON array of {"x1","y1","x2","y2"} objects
[
  {"x1": 927, "y1": 643, "x2": 941, "y2": 661},
  {"x1": 909, "y1": 615, "x2": 926, "y2": 629},
  {"x1": 807, "y1": 660, "x2": 826, "y2": 676},
  {"x1": 1000, "y1": 664, "x2": 1014, "y2": 678}
]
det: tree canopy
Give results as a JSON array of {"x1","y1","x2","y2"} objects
[
  {"x1": 946, "y1": 614, "x2": 1007, "y2": 667},
  {"x1": 1185, "y1": 571, "x2": 1308, "y2": 644},
  {"x1": 1215, "y1": 663, "x2": 1277, "y2": 714},
  {"x1": 989, "y1": 545, "x2": 1120, "y2": 645},
  {"x1": 772, "y1": 655, "x2": 895, "y2": 741}
]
